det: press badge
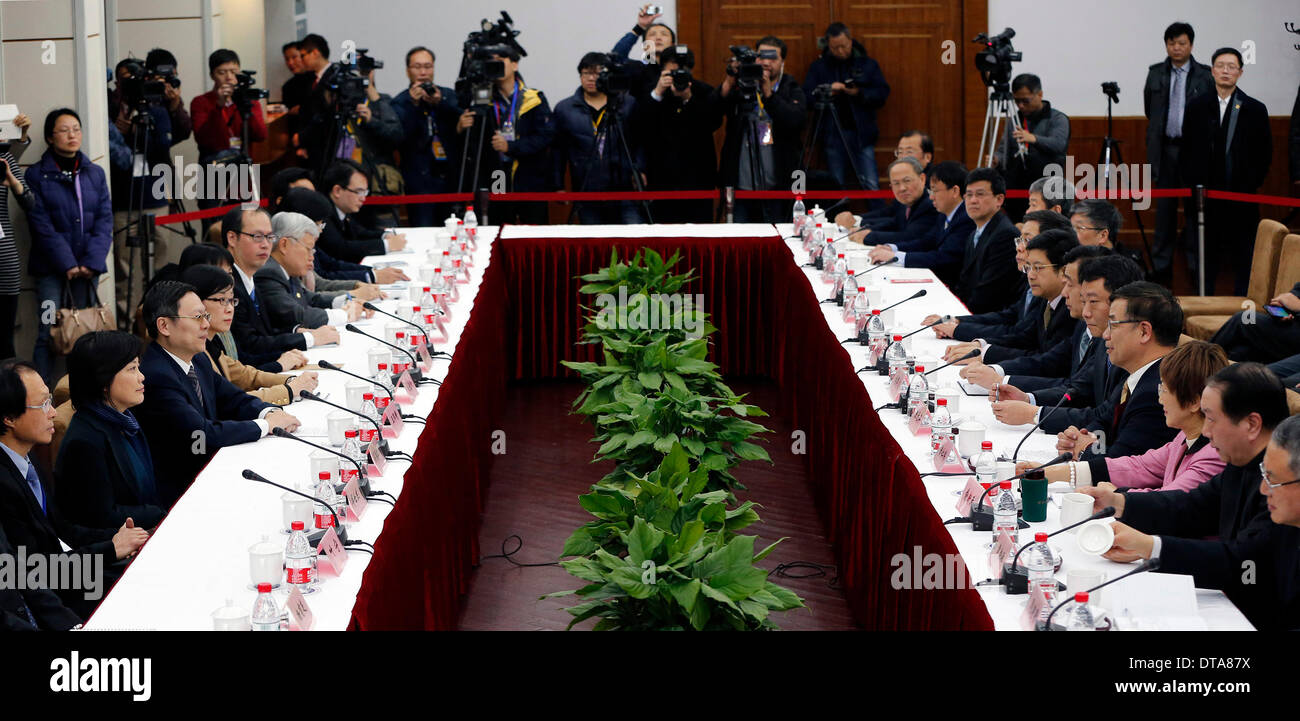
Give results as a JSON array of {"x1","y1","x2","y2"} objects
[
  {"x1": 432, "y1": 138, "x2": 447, "y2": 160},
  {"x1": 500, "y1": 120, "x2": 516, "y2": 142},
  {"x1": 756, "y1": 120, "x2": 774, "y2": 146},
  {"x1": 229, "y1": 136, "x2": 242, "y2": 150}
]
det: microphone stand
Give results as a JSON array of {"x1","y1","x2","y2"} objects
[
  {"x1": 362, "y1": 302, "x2": 451, "y2": 358},
  {"x1": 841, "y1": 287, "x2": 926, "y2": 345},
  {"x1": 1002, "y1": 507, "x2": 1117, "y2": 594},
  {"x1": 1039, "y1": 558, "x2": 1160, "y2": 631},
  {"x1": 343, "y1": 323, "x2": 433, "y2": 385},
  {"x1": 297, "y1": 390, "x2": 393, "y2": 459},
  {"x1": 1011, "y1": 390, "x2": 1075, "y2": 462},
  {"x1": 947, "y1": 453, "x2": 1070, "y2": 530},
  {"x1": 269, "y1": 427, "x2": 371, "y2": 496},
  {"x1": 243, "y1": 469, "x2": 348, "y2": 548},
  {"x1": 854, "y1": 315, "x2": 954, "y2": 369},
  {"x1": 317, "y1": 360, "x2": 422, "y2": 422}
]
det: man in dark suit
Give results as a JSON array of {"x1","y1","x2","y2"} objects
[
  {"x1": 953, "y1": 167, "x2": 1024, "y2": 315},
  {"x1": 133, "y1": 281, "x2": 301, "y2": 506},
  {"x1": 928, "y1": 209, "x2": 1071, "y2": 342},
  {"x1": 319, "y1": 159, "x2": 408, "y2": 264},
  {"x1": 963, "y1": 246, "x2": 1114, "y2": 419},
  {"x1": 1052, "y1": 281, "x2": 1182, "y2": 460},
  {"x1": 845, "y1": 157, "x2": 940, "y2": 249},
  {"x1": 1181, "y1": 47, "x2": 1272, "y2": 295},
  {"x1": 944, "y1": 228, "x2": 1078, "y2": 368},
  {"x1": 865, "y1": 160, "x2": 973, "y2": 289},
  {"x1": 1080, "y1": 364, "x2": 1296, "y2": 630},
  {"x1": 0, "y1": 522, "x2": 82, "y2": 630},
  {"x1": 0, "y1": 359, "x2": 148, "y2": 619},
  {"x1": 256, "y1": 211, "x2": 367, "y2": 334},
  {"x1": 1144, "y1": 22, "x2": 1214, "y2": 284},
  {"x1": 223, "y1": 206, "x2": 340, "y2": 369}
]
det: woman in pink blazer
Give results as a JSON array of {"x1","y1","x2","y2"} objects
[{"x1": 1041, "y1": 341, "x2": 1229, "y2": 492}]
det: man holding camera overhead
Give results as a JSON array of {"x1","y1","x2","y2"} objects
[
  {"x1": 715, "y1": 36, "x2": 806, "y2": 223},
  {"x1": 803, "y1": 22, "x2": 890, "y2": 191},
  {"x1": 635, "y1": 44, "x2": 722, "y2": 224}
]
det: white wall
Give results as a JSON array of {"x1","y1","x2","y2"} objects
[
  {"x1": 989, "y1": 0, "x2": 1300, "y2": 117},
  {"x1": 299, "y1": 0, "x2": 677, "y2": 104}
]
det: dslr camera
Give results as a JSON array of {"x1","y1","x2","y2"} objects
[
  {"x1": 660, "y1": 45, "x2": 695, "y2": 92},
  {"x1": 456, "y1": 11, "x2": 525, "y2": 108},
  {"x1": 972, "y1": 27, "x2": 1022, "y2": 89}
]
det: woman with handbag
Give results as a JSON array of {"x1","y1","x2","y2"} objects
[{"x1": 23, "y1": 108, "x2": 113, "y2": 382}]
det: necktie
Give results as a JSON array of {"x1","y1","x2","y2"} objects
[
  {"x1": 1023, "y1": 289, "x2": 1033, "y2": 314},
  {"x1": 1113, "y1": 383, "x2": 1130, "y2": 430},
  {"x1": 1042, "y1": 302, "x2": 1052, "y2": 330},
  {"x1": 1077, "y1": 332, "x2": 1090, "y2": 366},
  {"x1": 1166, "y1": 67, "x2": 1185, "y2": 137},
  {"x1": 249, "y1": 286, "x2": 261, "y2": 315},
  {"x1": 25, "y1": 463, "x2": 46, "y2": 515},
  {"x1": 187, "y1": 366, "x2": 206, "y2": 412}
]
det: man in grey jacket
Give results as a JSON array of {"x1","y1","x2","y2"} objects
[
  {"x1": 998, "y1": 73, "x2": 1070, "y2": 217},
  {"x1": 254, "y1": 212, "x2": 370, "y2": 335}
]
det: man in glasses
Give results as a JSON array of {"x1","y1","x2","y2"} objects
[
  {"x1": 1079, "y1": 363, "x2": 1298, "y2": 630},
  {"x1": 1069, "y1": 199, "x2": 1119, "y2": 249},
  {"x1": 256, "y1": 212, "x2": 369, "y2": 335},
  {"x1": 135, "y1": 280, "x2": 300, "y2": 505},
  {"x1": 1181, "y1": 47, "x2": 1272, "y2": 296},
  {"x1": 319, "y1": 159, "x2": 408, "y2": 264},
  {"x1": 998, "y1": 73, "x2": 1070, "y2": 217}
]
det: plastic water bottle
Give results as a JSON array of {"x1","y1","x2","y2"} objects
[
  {"x1": 792, "y1": 194, "x2": 805, "y2": 232},
  {"x1": 993, "y1": 479, "x2": 1019, "y2": 547},
  {"x1": 831, "y1": 253, "x2": 848, "y2": 298},
  {"x1": 1025, "y1": 531, "x2": 1058, "y2": 625},
  {"x1": 1067, "y1": 592, "x2": 1095, "y2": 631},
  {"x1": 865, "y1": 308, "x2": 886, "y2": 353},
  {"x1": 359, "y1": 393, "x2": 379, "y2": 444},
  {"x1": 250, "y1": 582, "x2": 281, "y2": 631},
  {"x1": 908, "y1": 365, "x2": 929, "y2": 418},
  {"x1": 930, "y1": 398, "x2": 952, "y2": 454},
  {"x1": 372, "y1": 362, "x2": 394, "y2": 392},
  {"x1": 420, "y1": 285, "x2": 437, "y2": 311},
  {"x1": 340, "y1": 429, "x2": 364, "y2": 485},
  {"x1": 886, "y1": 335, "x2": 908, "y2": 386},
  {"x1": 464, "y1": 204, "x2": 478, "y2": 248},
  {"x1": 842, "y1": 270, "x2": 857, "y2": 309},
  {"x1": 975, "y1": 441, "x2": 997, "y2": 484},
  {"x1": 809, "y1": 224, "x2": 826, "y2": 268},
  {"x1": 284, "y1": 521, "x2": 317, "y2": 591},
  {"x1": 313, "y1": 472, "x2": 337, "y2": 529}
]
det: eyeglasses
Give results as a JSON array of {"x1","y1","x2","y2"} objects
[
  {"x1": 167, "y1": 312, "x2": 212, "y2": 324},
  {"x1": 25, "y1": 396, "x2": 54, "y2": 412},
  {"x1": 205, "y1": 296, "x2": 239, "y2": 308},
  {"x1": 1072, "y1": 224, "x2": 1104, "y2": 233},
  {"x1": 579, "y1": 70, "x2": 602, "y2": 78},
  {"x1": 893, "y1": 148, "x2": 919, "y2": 158},
  {"x1": 239, "y1": 231, "x2": 278, "y2": 244},
  {"x1": 1106, "y1": 318, "x2": 1143, "y2": 331},
  {"x1": 345, "y1": 187, "x2": 370, "y2": 198},
  {"x1": 964, "y1": 189, "x2": 995, "y2": 200},
  {"x1": 408, "y1": 63, "x2": 434, "y2": 71},
  {"x1": 1212, "y1": 62, "x2": 1241, "y2": 72},
  {"x1": 1014, "y1": 235, "x2": 1028, "y2": 249},
  {"x1": 1025, "y1": 262, "x2": 1057, "y2": 273},
  {"x1": 1260, "y1": 461, "x2": 1300, "y2": 490}
]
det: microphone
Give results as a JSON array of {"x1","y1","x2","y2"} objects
[
  {"x1": 922, "y1": 348, "x2": 980, "y2": 375},
  {"x1": 317, "y1": 360, "x2": 423, "y2": 422},
  {"x1": 1011, "y1": 389, "x2": 1076, "y2": 462},
  {"x1": 242, "y1": 468, "x2": 347, "y2": 548},
  {"x1": 269, "y1": 427, "x2": 370, "y2": 496},
  {"x1": 1002, "y1": 507, "x2": 1118, "y2": 594},
  {"x1": 361, "y1": 302, "x2": 450, "y2": 358},
  {"x1": 344, "y1": 323, "x2": 426, "y2": 383},
  {"x1": 296, "y1": 389, "x2": 392, "y2": 458},
  {"x1": 1040, "y1": 558, "x2": 1161, "y2": 631},
  {"x1": 952, "y1": 452, "x2": 1071, "y2": 531},
  {"x1": 844, "y1": 287, "x2": 926, "y2": 346}
]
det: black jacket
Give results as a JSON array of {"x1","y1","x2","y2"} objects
[
  {"x1": 954, "y1": 286, "x2": 1032, "y2": 342},
  {"x1": 0, "y1": 448, "x2": 117, "y2": 619},
  {"x1": 0, "y1": 523, "x2": 81, "y2": 630},
  {"x1": 957, "y1": 211, "x2": 1022, "y2": 314},
  {"x1": 982, "y1": 295, "x2": 1079, "y2": 364},
  {"x1": 230, "y1": 268, "x2": 308, "y2": 364},
  {"x1": 802, "y1": 41, "x2": 890, "y2": 147},
  {"x1": 716, "y1": 73, "x2": 807, "y2": 189},
  {"x1": 552, "y1": 89, "x2": 642, "y2": 191},
  {"x1": 458, "y1": 79, "x2": 557, "y2": 193},
  {"x1": 862, "y1": 194, "x2": 942, "y2": 249},
  {"x1": 633, "y1": 78, "x2": 723, "y2": 192},
  {"x1": 1143, "y1": 55, "x2": 1214, "y2": 178},
  {"x1": 134, "y1": 342, "x2": 271, "y2": 506},
  {"x1": 54, "y1": 410, "x2": 166, "y2": 530},
  {"x1": 1076, "y1": 358, "x2": 1177, "y2": 460},
  {"x1": 896, "y1": 201, "x2": 974, "y2": 289},
  {"x1": 1001, "y1": 322, "x2": 1101, "y2": 403},
  {"x1": 318, "y1": 206, "x2": 385, "y2": 265},
  {"x1": 1182, "y1": 87, "x2": 1272, "y2": 193},
  {"x1": 392, "y1": 85, "x2": 463, "y2": 193},
  {"x1": 254, "y1": 256, "x2": 337, "y2": 332},
  {"x1": 999, "y1": 100, "x2": 1070, "y2": 188}
]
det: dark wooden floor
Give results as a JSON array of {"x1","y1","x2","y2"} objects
[{"x1": 457, "y1": 379, "x2": 857, "y2": 631}]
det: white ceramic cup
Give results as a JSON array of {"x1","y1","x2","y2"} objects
[
  {"x1": 1076, "y1": 520, "x2": 1115, "y2": 555},
  {"x1": 326, "y1": 411, "x2": 354, "y2": 447},
  {"x1": 865, "y1": 287, "x2": 883, "y2": 310},
  {"x1": 1060, "y1": 492, "x2": 1095, "y2": 531},
  {"x1": 936, "y1": 387, "x2": 961, "y2": 413},
  {"x1": 248, "y1": 539, "x2": 283, "y2": 589},
  {"x1": 212, "y1": 600, "x2": 250, "y2": 631},
  {"x1": 957, "y1": 421, "x2": 986, "y2": 456},
  {"x1": 1066, "y1": 568, "x2": 1107, "y2": 606},
  {"x1": 345, "y1": 382, "x2": 370, "y2": 413},
  {"x1": 282, "y1": 492, "x2": 313, "y2": 534}
]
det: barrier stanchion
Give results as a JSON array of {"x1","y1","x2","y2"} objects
[{"x1": 1196, "y1": 184, "x2": 1206, "y2": 297}]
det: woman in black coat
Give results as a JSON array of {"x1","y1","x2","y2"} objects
[{"x1": 55, "y1": 331, "x2": 166, "y2": 528}]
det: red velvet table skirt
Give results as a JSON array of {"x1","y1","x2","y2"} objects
[{"x1": 349, "y1": 231, "x2": 994, "y2": 630}]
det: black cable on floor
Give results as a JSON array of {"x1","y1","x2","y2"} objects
[
  {"x1": 479, "y1": 534, "x2": 560, "y2": 568},
  {"x1": 769, "y1": 560, "x2": 840, "y2": 590}
]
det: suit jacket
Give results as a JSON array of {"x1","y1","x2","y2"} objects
[
  {"x1": 897, "y1": 202, "x2": 974, "y2": 289},
  {"x1": 1078, "y1": 358, "x2": 1177, "y2": 459},
  {"x1": 0, "y1": 522, "x2": 81, "y2": 630},
  {"x1": 1143, "y1": 55, "x2": 1214, "y2": 179},
  {"x1": 230, "y1": 267, "x2": 308, "y2": 366},
  {"x1": 54, "y1": 410, "x2": 166, "y2": 530},
  {"x1": 134, "y1": 342, "x2": 271, "y2": 506},
  {"x1": 1004, "y1": 324, "x2": 1104, "y2": 408},
  {"x1": 203, "y1": 342, "x2": 291, "y2": 406},
  {"x1": 862, "y1": 195, "x2": 943, "y2": 249},
  {"x1": 0, "y1": 447, "x2": 117, "y2": 619},
  {"x1": 318, "y1": 206, "x2": 386, "y2": 265},
  {"x1": 1000, "y1": 317, "x2": 1086, "y2": 384},
  {"x1": 953, "y1": 285, "x2": 1032, "y2": 342},
  {"x1": 1120, "y1": 452, "x2": 1295, "y2": 629},
  {"x1": 1181, "y1": 87, "x2": 1272, "y2": 192},
  {"x1": 957, "y1": 211, "x2": 1022, "y2": 314},
  {"x1": 254, "y1": 255, "x2": 337, "y2": 333},
  {"x1": 982, "y1": 295, "x2": 1079, "y2": 365}
]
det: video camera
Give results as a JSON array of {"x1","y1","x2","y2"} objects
[
  {"x1": 456, "y1": 11, "x2": 526, "y2": 108},
  {"x1": 118, "y1": 58, "x2": 175, "y2": 108},
  {"x1": 232, "y1": 70, "x2": 269, "y2": 113},
  {"x1": 595, "y1": 54, "x2": 639, "y2": 95},
  {"x1": 972, "y1": 27, "x2": 1022, "y2": 90},
  {"x1": 1101, "y1": 81, "x2": 1120, "y2": 103},
  {"x1": 727, "y1": 45, "x2": 767, "y2": 90},
  {"x1": 327, "y1": 49, "x2": 382, "y2": 116}
]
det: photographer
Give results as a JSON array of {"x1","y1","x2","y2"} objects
[
  {"x1": 636, "y1": 44, "x2": 722, "y2": 223},
  {"x1": 191, "y1": 49, "x2": 268, "y2": 206},
  {"x1": 109, "y1": 49, "x2": 190, "y2": 146},
  {"x1": 554, "y1": 52, "x2": 643, "y2": 224},
  {"x1": 997, "y1": 73, "x2": 1070, "y2": 198},
  {"x1": 393, "y1": 46, "x2": 463, "y2": 227},
  {"x1": 803, "y1": 23, "x2": 889, "y2": 190},
  {"x1": 456, "y1": 47, "x2": 556, "y2": 225},
  {"x1": 611, "y1": 4, "x2": 676, "y2": 96},
  {"x1": 715, "y1": 35, "x2": 806, "y2": 223}
]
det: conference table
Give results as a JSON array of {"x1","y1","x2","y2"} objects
[{"x1": 85, "y1": 221, "x2": 1253, "y2": 630}]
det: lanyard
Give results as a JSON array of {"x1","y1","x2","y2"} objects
[
  {"x1": 494, "y1": 83, "x2": 520, "y2": 127},
  {"x1": 592, "y1": 107, "x2": 606, "y2": 135}
]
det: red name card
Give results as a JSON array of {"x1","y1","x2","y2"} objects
[
  {"x1": 286, "y1": 586, "x2": 314, "y2": 631},
  {"x1": 956, "y1": 477, "x2": 984, "y2": 517},
  {"x1": 381, "y1": 402, "x2": 404, "y2": 439},
  {"x1": 415, "y1": 341, "x2": 434, "y2": 373},
  {"x1": 1020, "y1": 586, "x2": 1054, "y2": 631},
  {"x1": 343, "y1": 477, "x2": 368, "y2": 522},
  {"x1": 317, "y1": 525, "x2": 347, "y2": 576},
  {"x1": 987, "y1": 529, "x2": 1014, "y2": 579},
  {"x1": 367, "y1": 438, "x2": 387, "y2": 478}
]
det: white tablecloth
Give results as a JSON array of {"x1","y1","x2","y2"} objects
[
  {"x1": 775, "y1": 224, "x2": 1253, "y2": 630},
  {"x1": 84, "y1": 226, "x2": 496, "y2": 631}
]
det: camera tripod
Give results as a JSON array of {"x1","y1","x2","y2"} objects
[
  {"x1": 801, "y1": 89, "x2": 869, "y2": 190},
  {"x1": 566, "y1": 91, "x2": 654, "y2": 224},
  {"x1": 1097, "y1": 89, "x2": 1151, "y2": 273},
  {"x1": 726, "y1": 86, "x2": 775, "y2": 222},
  {"x1": 976, "y1": 85, "x2": 1027, "y2": 170},
  {"x1": 456, "y1": 100, "x2": 494, "y2": 223}
]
